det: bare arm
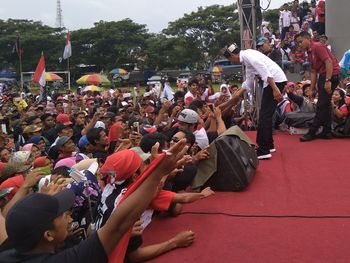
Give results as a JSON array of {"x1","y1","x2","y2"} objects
[
  {"x1": 97, "y1": 140, "x2": 189, "y2": 255},
  {"x1": 81, "y1": 112, "x2": 99, "y2": 135},
  {"x1": 172, "y1": 187, "x2": 214, "y2": 204},
  {"x1": 310, "y1": 69, "x2": 317, "y2": 92},
  {"x1": 127, "y1": 231, "x2": 194, "y2": 263}
]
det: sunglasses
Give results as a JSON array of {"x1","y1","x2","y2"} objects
[{"x1": 171, "y1": 136, "x2": 180, "y2": 143}]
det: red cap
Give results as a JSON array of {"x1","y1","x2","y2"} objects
[
  {"x1": 185, "y1": 96, "x2": 194, "y2": 104},
  {"x1": 56, "y1": 113, "x2": 73, "y2": 125},
  {"x1": 33, "y1": 157, "x2": 49, "y2": 168},
  {"x1": 86, "y1": 99, "x2": 94, "y2": 105},
  {"x1": 145, "y1": 106, "x2": 155, "y2": 113}
]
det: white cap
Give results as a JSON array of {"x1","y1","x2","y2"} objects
[
  {"x1": 227, "y1": 43, "x2": 238, "y2": 53},
  {"x1": 178, "y1": 109, "x2": 198, "y2": 124}
]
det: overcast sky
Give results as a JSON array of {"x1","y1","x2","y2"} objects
[{"x1": 0, "y1": 0, "x2": 287, "y2": 33}]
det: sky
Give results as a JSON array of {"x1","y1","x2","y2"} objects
[{"x1": 0, "y1": 0, "x2": 287, "y2": 33}]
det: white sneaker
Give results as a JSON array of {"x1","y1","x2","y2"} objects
[
  {"x1": 257, "y1": 153, "x2": 272, "y2": 160},
  {"x1": 270, "y1": 148, "x2": 276, "y2": 153}
]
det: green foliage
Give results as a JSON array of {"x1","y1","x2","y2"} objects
[
  {"x1": 0, "y1": 4, "x2": 242, "y2": 75},
  {"x1": 163, "y1": 4, "x2": 240, "y2": 64},
  {"x1": 262, "y1": 9, "x2": 280, "y2": 34}
]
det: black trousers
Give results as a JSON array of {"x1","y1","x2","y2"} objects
[
  {"x1": 309, "y1": 75, "x2": 339, "y2": 135},
  {"x1": 281, "y1": 27, "x2": 289, "y2": 41},
  {"x1": 256, "y1": 81, "x2": 287, "y2": 152}
]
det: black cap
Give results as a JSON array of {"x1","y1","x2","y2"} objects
[
  {"x1": 56, "y1": 136, "x2": 72, "y2": 148},
  {"x1": 6, "y1": 189, "x2": 75, "y2": 252}
]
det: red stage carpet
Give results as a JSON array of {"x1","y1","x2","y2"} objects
[{"x1": 143, "y1": 132, "x2": 350, "y2": 263}]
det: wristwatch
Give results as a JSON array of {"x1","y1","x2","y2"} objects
[{"x1": 325, "y1": 78, "x2": 331, "y2": 82}]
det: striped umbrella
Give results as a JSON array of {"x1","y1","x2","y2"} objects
[
  {"x1": 45, "y1": 72, "x2": 63, "y2": 82},
  {"x1": 76, "y1": 74, "x2": 110, "y2": 86},
  {"x1": 82, "y1": 85, "x2": 102, "y2": 92},
  {"x1": 110, "y1": 68, "x2": 128, "y2": 75}
]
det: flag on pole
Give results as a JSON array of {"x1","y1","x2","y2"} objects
[
  {"x1": 12, "y1": 36, "x2": 23, "y2": 58},
  {"x1": 63, "y1": 32, "x2": 72, "y2": 59},
  {"x1": 33, "y1": 53, "x2": 46, "y2": 87}
]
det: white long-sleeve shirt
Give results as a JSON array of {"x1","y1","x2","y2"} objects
[
  {"x1": 240, "y1": 49, "x2": 287, "y2": 90},
  {"x1": 280, "y1": 10, "x2": 292, "y2": 28}
]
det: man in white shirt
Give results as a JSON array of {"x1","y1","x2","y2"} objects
[
  {"x1": 222, "y1": 43, "x2": 288, "y2": 160},
  {"x1": 184, "y1": 79, "x2": 199, "y2": 104},
  {"x1": 280, "y1": 3, "x2": 292, "y2": 41}
]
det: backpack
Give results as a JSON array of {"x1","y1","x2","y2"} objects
[
  {"x1": 332, "y1": 115, "x2": 350, "y2": 138},
  {"x1": 192, "y1": 126, "x2": 258, "y2": 192}
]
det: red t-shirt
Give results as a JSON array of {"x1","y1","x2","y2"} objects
[
  {"x1": 308, "y1": 42, "x2": 341, "y2": 75},
  {"x1": 150, "y1": 190, "x2": 175, "y2": 211}
]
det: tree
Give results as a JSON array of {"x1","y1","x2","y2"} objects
[{"x1": 163, "y1": 4, "x2": 240, "y2": 65}]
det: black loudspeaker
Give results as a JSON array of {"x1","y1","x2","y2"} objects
[{"x1": 242, "y1": 0, "x2": 262, "y2": 28}]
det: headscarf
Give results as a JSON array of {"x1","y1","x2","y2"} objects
[
  {"x1": 21, "y1": 143, "x2": 35, "y2": 152},
  {"x1": 108, "y1": 121, "x2": 122, "y2": 144},
  {"x1": 100, "y1": 149, "x2": 142, "y2": 182},
  {"x1": 54, "y1": 157, "x2": 76, "y2": 169}
]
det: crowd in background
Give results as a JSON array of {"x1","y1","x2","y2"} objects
[{"x1": 0, "y1": 0, "x2": 349, "y2": 262}]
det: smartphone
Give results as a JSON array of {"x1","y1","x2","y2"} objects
[
  {"x1": 0, "y1": 187, "x2": 14, "y2": 199},
  {"x1": 71, "y1": 221, "x2": 79, "y2": 229},
  {"x1": 76, "y1": 227, "x2": 87, "y2": 240},
  {"x1": 209, "y1": 104, "x2": 214, "y2": 111},
  {"x1": 133, "y1": 121, "x2": 140, "y2": 133}
]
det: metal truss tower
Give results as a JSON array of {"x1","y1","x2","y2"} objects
[
  {"x1": 237, "y1": 0, "x2": 257, "y2": 50},
  {"x1": 55, "y1": 0, "x2": 64, "y2": 28}
]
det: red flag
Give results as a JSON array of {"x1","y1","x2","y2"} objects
[
  {"x1": 63, "y1": 32, "x2": 72, "y2": 59},
  {"x1": 33, "y1": 53, "x2": 46, "y2": 87},
  {"x1": 13, "y1": 36, "x2": 23, "y2": 58},
  {"x1": 108, "y1": 153, "x2": 166, "y2": 263}
]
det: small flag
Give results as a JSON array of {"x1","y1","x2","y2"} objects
[
  {"x1": 33, "y1": 53, "x2": 46, "y2": 87},
  {"x1": 13, "y1": 36, "x2": 23, "y2": 58},
  {"x1": 63, "y1": 32, "x2": 72, "y2": 59}
]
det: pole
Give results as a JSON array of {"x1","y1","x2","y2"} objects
[
  {"x1": 67, "y1": 57, "x2": 71, "y2": 89},
  {"x1": 19, "y1": 49, "x2": 23, "y2": 91}
]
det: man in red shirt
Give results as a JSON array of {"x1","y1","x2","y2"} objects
[{"x1": 295, "y1": 31, "x2": 341, "y2": 141}]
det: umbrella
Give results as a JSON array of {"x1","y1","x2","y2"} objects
[
  {"x1": 82, "y1": 85, "x2": 102, "y2": 92},
  {"x1": 109, "y1": 68, "x2": 128, "y2": 75},
  {"x1": 76, "y1": 74, "x2": 110, "y2": 86},
  {"x1": 212, "y1": 66, "x2": 223, "y2": 73},
  {"x1": 45, "y1": 72, "x2": 63, "y2": 82}
]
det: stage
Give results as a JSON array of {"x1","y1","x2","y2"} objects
[{"x1": 143, "y1": 132, "x2": 350, "y2": 263}]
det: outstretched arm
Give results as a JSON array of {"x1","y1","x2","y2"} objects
[{"x1": 97, "y1": 140, "x2": 189, "y2": 255}]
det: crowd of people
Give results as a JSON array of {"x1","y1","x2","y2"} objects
[
  {"x1": 0, "y1": 0, "x2": 349, "y2": 262},
  {"x1": 260, "y1": 0, "x2": 327, "y2": 74}
]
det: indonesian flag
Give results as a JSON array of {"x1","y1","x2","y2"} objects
[
  {"x1": 63, "y1": 32, "x2": 72, "y2": 59},
  {"x1": 33, "y1": 53, "x2": 46, "y2": 87}
]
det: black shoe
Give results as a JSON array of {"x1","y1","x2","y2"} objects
[
  {"x1": 317, "y1": 132, "x2": 332, "y2": 139},
  {"x1": 300, "y1": 133, "x2": 316, "y2": 142}
]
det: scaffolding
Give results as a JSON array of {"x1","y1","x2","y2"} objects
[{"x1": 237, "y1": 0, "x2": 261, "y2": 130}]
